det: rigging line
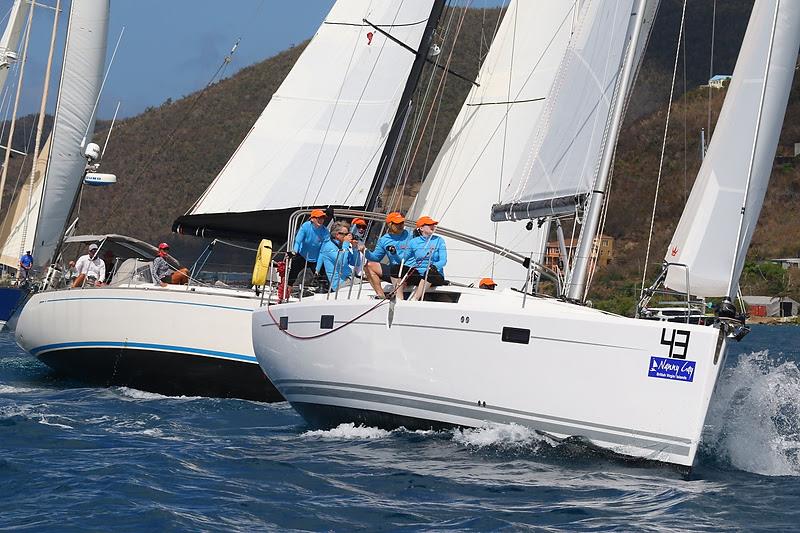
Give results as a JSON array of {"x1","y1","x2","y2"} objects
[
  {"x1": 466, "y1": 97, "x2": 544, "y2": 106},
  {"x1": 683, "y1": 11, "x2": 687, "y2": 205},
  {"x1": 639, "y1": 0, "x2": 687, "y2": 300},
  {"x1": 387, "y1": 2, "x2": 464, "y2": 212},
  {"x1": 81, "y1": 25, "x2": 124, "y2": 147},
  {"x1": 308, "y1": 4, "x2": 408, "y2": 206}
]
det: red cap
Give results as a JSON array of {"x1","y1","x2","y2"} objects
[
  {"x1": 351, "y1": 217, "x2": 367, "y2": 227},
  {"x1": 479, "y1": 277, "x2": 497, "y2": 288},
  {"x1": 385, "y1": 212, "x2": 405, "y2": 224},
  {"x1": 158, "y1": 242, "x2": 170, "y2": 250},
  {"x1": 310, "y1": 209, "x2": 326, "y2": 218},
  {"x1": 415, "y1": 216, "x2": 438, "y2": 228}
]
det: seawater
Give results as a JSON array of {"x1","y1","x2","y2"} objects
[{"x1": 1, "y1": 326, "x2": 799, "y2": 531}]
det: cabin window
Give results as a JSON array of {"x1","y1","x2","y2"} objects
[
  {"x1": 320, "y1": 315, "x2": 334, "y2": 329},
  {"x1": 502, "y1": 327, "x2": 530, "y2": 344},
  {"x1": 279, "y1": 316, "x2": 289, "y2": 330}
]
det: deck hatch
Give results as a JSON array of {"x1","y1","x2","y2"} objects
[{"x1": 320, "y1": 315, "x2": 334, "y2": 329}]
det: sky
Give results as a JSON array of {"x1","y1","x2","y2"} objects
[{"x1": 8, "y1": 0, "x2": 338, "y2": 119}]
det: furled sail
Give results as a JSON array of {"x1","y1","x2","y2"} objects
[
  {"x1": 174, "y1": 0, "x2": 439, "y2": 241},
  {"x1": 490, "y1": 0, "x2": 644, "y2": 222},
  {"x1": 32, "y1": 0, "x2": 109, "y2": 269},
  {"x1": 408, "y1": 1, "x2": 575, "y2": 287},
  {"x1": 0, "y1": 136, "x2": 49, "y2": 268},
  {"x1": 664, "y1": 0, "x2": 800, "y2": 298},
  {"x1": 0, "y1": 0, "x2": 30, "y2": 93}
]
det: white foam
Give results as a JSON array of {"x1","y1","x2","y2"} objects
[
  {"x1": 302, "y1": 422, "x2": 392, "y2": 440},
  {"x1": 115, "y1": 387, "x2": 201, "y2": 401},
  {"x1": 704, "y1": 350, "x2": 800, "y2": 476},
  {"x1": 0, "y1": 384, "x2": 36, "y2": 394},
  {"x1": 451, "y1": 422, "x2": 550, "y2": 448}
]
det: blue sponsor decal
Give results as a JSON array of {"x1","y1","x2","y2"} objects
[{"x1": 648, "y1": 356, "x2": 696, "y2": 382}]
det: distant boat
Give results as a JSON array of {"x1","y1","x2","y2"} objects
[
  {"x1": 16, "y1": 0, "x2": 445, "y2": 400},
  {"x1": 252, "y1": 0, "x2": 799, "y2": 473}
]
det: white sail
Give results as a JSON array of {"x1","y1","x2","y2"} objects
[
  {"x1": 0, "y1": 136, "x2": 48, "y2": 268},
  {"x1": 32, "y1": 0, "x2": 109, "y2": 269},
  {"x1": 664, "y1": 0, "x2": 800, "y2": 297},
  {"x1": 491, "y1": 0, "x2": 641, "y2": 221},
  {"x1": 0, "y1": 0, "x2": 30, "y2": 94},
  {"x1": 408, "y1": 1, "x2": 575, "y2": 287},
  {"x1": 177, "y1": 0, "x2": 437, "y2": 239}
]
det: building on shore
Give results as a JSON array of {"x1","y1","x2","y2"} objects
[
  {"x1": 743, "y1": 295, "x2": 799, "y2": 317},
  {"x1": 545, "y1": 235, "x2": 614, "y2": 274}
]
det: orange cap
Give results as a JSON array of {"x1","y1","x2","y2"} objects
[
  {"x1": 310, "y1": 209, "x2": 326, "y2": 218},
  {"x1": 351, "y1": 217, "x2": 367, "y2": 227},
  {"x1": 479, "y1": 277, "x2": 497, "y2": 288},
  {"x1": 385, "y1": 212, "x2": 405, "y2": 224},
  {"x1": 415, "y1": 215, "x2": 438, "y2": 228}
]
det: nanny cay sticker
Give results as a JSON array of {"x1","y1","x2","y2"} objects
[{"x1": 648, "y1": 356, "x2": 696, "y2": 382}]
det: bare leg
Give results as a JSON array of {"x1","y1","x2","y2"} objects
[
  {"x1": 390, "y1": 277, "x2": 405, "y2": 300},
  {"x1": 411, "y1": 280, "x2": 430, "y2": 301},
  {"x1": 364, "y1": 262, "x2": 386, "y2": 298}
]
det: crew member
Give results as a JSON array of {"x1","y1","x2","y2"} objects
[
  {"x1": 18, "y1": 250, "x2": 33, "y2": 282},
  {"x1": 479, "y1": 278, "x2": 497, "y2": 290},
  {"x1": 285, "y1": 209, "x2": 330, "y2": 298},
  {"x1": 364, "y1": 212, "x2": 412, "y2": 299},
  {"x1": 317, "y1": 221, "x2": 364, "y2": 291},
  {"x1": 404, "y1": 216, "x2": 447, "y2": 300},
  {"x1": 350, "y1": 217, "x2": 368, "y2": 276},
  {"x1": 73, "y1": 243, "x2": 106, "y2": 288}
]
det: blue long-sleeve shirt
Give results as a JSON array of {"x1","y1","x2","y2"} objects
[
  {"x1": 317, "y1": 239, "x2": 358, "y2": 291},
  {"x1": 365, "y1": 230, "x2": 412, "y2": 265},
  {"x1": 293, "y1": 221, "x2": 330, "y2": 262},
  {"x1": 405, "y1": 235, "x2": 446, "y2": 275}
]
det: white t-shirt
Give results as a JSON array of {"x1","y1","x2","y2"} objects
[{"x1": 75, "y1": 253, "x2": 106, "y2": 282}]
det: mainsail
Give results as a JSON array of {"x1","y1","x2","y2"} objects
[
  {"x1": 32, "y1": 0, "x2": 109, "y2": 270},
  {"x1": 0, "y1": 0, "x2": 30, "y2": 93},
  {"x1": 174, "y1": 0, "x2": 440, "y2": 241},
  {"x1": 0, "y1": 137, "x2": 49, "y2": 268},
  {"x1": 408, "y1": 1, "x2": 575, "y2": 287},
  {"x1": 664, "y1": 0, "x2": 800, "y2": 298}
]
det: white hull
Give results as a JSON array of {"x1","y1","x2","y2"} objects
[
  {"x1": 16, "y1": 284, "x2": 281, "y2": 401},
  {"x1": 253, "y1": 287, "x2": 727, "y2": 469}
]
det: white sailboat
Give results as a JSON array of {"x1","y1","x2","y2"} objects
[
  {"x1": 16, "y1": 0, "x2": 444, "y2": 400},
  {"x1": 251, "y1": 0, "x2": 800, "y2": 471}
]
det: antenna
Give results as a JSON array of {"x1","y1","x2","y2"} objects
[{"x1": 100, "y1": 100, "x2": 121, "y2": 158}]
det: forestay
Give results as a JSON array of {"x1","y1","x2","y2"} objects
[
  {"x1": 0, "y1": 138, "x2": 49, "y2": 268},
  {"x1": 0, "y1": 0, "x2": 30, "y2": 93},
  {"x1": 175, "y1": 0, "x2": 437, "y2": 241},
  {"x1": 409, "y1": 1, "x2": 575, "y2": 287},
  {"x1": 664, "y1": 0, "x2": 800, "y2": 297},
  {"x1": 490, "y1": 0, "x2": 640, "y2": 222},
  {"x1": 32, "y1": 0, "x2": 109, "y2": 269}
]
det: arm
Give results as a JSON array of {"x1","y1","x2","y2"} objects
[
  {"x1": 433, "y1": 238, "x2": 447, "y2": 271},
  {"x1": 365, "y1": 236, "x2": 386, "y2": 262},
  {"x1": 150, "y1": 258, "x2": 162, "y2": 285},
  {"x1": 293, "y1": 223, "x2": 308, "y2": 254},
  {"x1": 98, "y1": 261, "x2": 106, "y2": 284}
]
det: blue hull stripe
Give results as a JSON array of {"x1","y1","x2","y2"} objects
[
  {"x1": 38, "y1": 296, "x2": 254, "y2": 313},
  {"x1": 30, "y1": 341, "x2": 257, "y2": 363}
]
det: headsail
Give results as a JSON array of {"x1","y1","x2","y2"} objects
[
  {"x1": 174, "y1": 0, "x2": 440, "y2": 241},
  {"x1": 408, "y1": 1, "x2": 575, "y2": 287},
  {"x1": 664, "y1": 0, "x2": 800, "y2": 298},
  {"x1": 32, "y1": 0, "x2": 109, "y2": 269},
  {"x1": 0, "y1": 0, "x2": 30, "y2": 93},
  {"x1": 0, "y1": 136, "x2": 49, "y2": 268}
]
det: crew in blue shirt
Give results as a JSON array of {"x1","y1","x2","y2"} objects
[
  {"x1": 364, "y1": 211, "x2": 412, "y2": 299},
  {"x1": 404, "y1": 216, "x2": 447, "y2": 300},
  {"x1": 285, "y1": 209, "x2": 330, "y2": 298},
  {"x1": 316, "y1": 220, "x2": 364, "y2": 291},
  {"x1": 18, "y1": 251, "x2": 33, "y2": 282}
]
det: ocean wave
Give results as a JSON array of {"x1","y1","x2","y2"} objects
[
  {"x1": 302, "y1": 423, "x2": 392, "y2": 440},
  {"x1": 0, "y1": 384, "x2": 36, "y2": 394},
  {"x1": 115, "y1": 387, "x2": 201, "y2": 401},
  {"x1": 703, "y1": 350, "x2": 800, "y2": 476},
  {"x1": 451, "y1": 422, "x2": 549, "y2": 448}
]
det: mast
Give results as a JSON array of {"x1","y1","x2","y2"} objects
[
  {"x1": 21, "y1": 0, "x2": 61, "y2": 256},
  {"x1": 566, "y1": 0, "x2": 648, "y2": 301},
  {"x1": 365, "y1": 0, "x2": 447, "y2": 212},
  {"x1": 0, "y1": 1, "x2": 33, "y2": 214}
]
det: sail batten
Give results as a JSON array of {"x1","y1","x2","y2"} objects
[
  {"x1": 175, "y1": 0, "x2": 439, "y2": 241},
  {"x1": 32, "y1": 0, "x2": 109, "y2": 269},
  {"x1": 664, "y1": 0, "x2": 800, "y2": 298}
]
